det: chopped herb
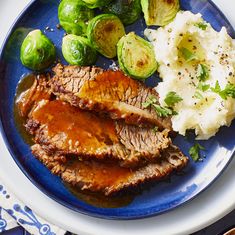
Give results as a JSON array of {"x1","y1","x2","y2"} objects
[
  {"x1": 153, "y1": 104, "x2": 177, "y2": 117},
  {"x1": 211, "y1": 80, "x2": 221, "y2": 94},
  {"x1": 197, "y1": 82, "x2": 210, "y2": 92},
  {"x1": 195, "y1": 22, "x2": 208, "y2": 30},
  {"x1": 164, "y1": 91, "x2": 183, "y2": 107},
  {"x1": 211, "y1": 81, "x2": 235, "y2": 100},
  {"x1": 189, "y1": 143, "x2": 205, "y2": 162},
  {"x1": 194, "y1": 91, "x2": 203, "y2": 99},
  {"x1": 180, "y1": 47, "x2": 198, "y2": 62},
  {"x1": 197, "y1": 64, "x2": 209, "y2": 81},
  {"x1": 142, "y1": 95, "x2": 157, "y2": 108},
  {"x1": 220, "y1": 83, "x2": 235, "y2": 99},
  {"x1": 152, "y1": 126, "x2": 159, "y2": 133},
  {"x1": 143, "y1": 96, "x2": 177, "y2": 117}
]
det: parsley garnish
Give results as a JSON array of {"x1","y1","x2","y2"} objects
[
  {"x1": 153, "y1": 104, "x2": 177, "y2": 117},
  {"x1": 152, "y1": 126, "x2": 159, "y2": 133},
  {"x1": 194, "y1": 91, "x2": 203, "y2": 99},
  {"x1": 180, "y1": 47, "x2": 198, "y2": 62},
  {"x1": 143, "y1": 96, "x2": 177, "y2": 117},
  {"x1": 142, "y1": 95, "x2": 157, "y2": 108},
  {"x1": 211, "y1": 81, "x2": 221, "y2": 93},
  {"x1": 164, "y1": 91, "x2": 183, "y2": 107},
  {"x1": 197, "y1": 82, "x2": 210, "y2": 92},
  {"x1": 211, "y1": 81, "x2": 235, "y2": 100},
  {"x1": 195, "y1": 22, "x2": 208, "y2": 30},
  {"x1": 189, "y1": 143, "x2": 205, "y2": 162},
  {"x1": 197, "y1": 64, "x2": 209, "y2": 81}
]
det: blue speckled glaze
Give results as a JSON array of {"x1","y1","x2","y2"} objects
[{"x1": 0, "y1": 0, "x2": 234, "y2": 219}]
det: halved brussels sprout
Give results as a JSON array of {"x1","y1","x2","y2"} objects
[
  {"x1": 104, "y1": 0, "x2": 142, "y2": 25},
  {"x1": 117, "y1": 32, "x2": 158, "y2": 80},
  {"x1": 20, "y1": 29, "x2": 56, "y2": 71},
  {"x1": 58, "y1": 0, "x2": 94, "y2": 35},
  {"x1": 62, "y1": 34, "x2": 97, "y2": 66},
  {"x1": 87, "y1": 14, "x2": 125, "y2": 58},
  {"x1": 81, "y1": 0, "x2": 113, "y2": 8},
  {"x1": 141, "y1": 0, "x2": 179, "y2": 26}
]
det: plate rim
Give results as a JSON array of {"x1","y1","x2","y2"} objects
[{"x1": 0, "y1": 0, "x2": 235, "y2": 220}]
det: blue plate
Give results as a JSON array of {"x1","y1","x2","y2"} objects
[{"x1": 0, "y1": 0, "x2": 235, "y2": 220}]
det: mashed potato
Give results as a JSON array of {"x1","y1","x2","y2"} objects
[{"x1": 145, "y1": 11, "x2": 235, "y2": 140}]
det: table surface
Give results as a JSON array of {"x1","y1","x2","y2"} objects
[{"x1": 0, "y1": 0, "x2": 235, "y2": 235}]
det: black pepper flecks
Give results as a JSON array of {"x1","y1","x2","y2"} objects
[{"x1": 56, "y1": 24, "x2": 61, "y2": 29}]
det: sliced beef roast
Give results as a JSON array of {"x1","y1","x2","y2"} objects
[
  {"x1": 50, "y1": 64, "x2": 172, "y2": 131},
  {"x1": 16, "y1": 74, "x2": 51, "y2": 117},
  {"x1": 26, "y1": 99, "x2": 171, "y2": 167},
  {"x1": 16, "y1": 67, "x2": 188, "y2": 195},
  {"x1": 32, "y1": 144, "x2": 188, "y2": 195}
]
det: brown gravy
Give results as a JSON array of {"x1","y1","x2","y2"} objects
[
  {"x1": 31, "y1": 100, "x2": 119, "y2": 155},
  {"x1": 65, "y1": 183, "x2": 134, "y2": 208},
  {"x1": 14, "y1": 74, "x2": 135, "y2": 208},
  {"x1": 14, "y1": 74, "x2": 35, "y2": 145}
]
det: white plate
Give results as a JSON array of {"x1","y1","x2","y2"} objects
[{"x1": 0, "y1": 0, "x2": 235, "y2": 234}]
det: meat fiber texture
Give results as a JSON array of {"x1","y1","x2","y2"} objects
[
  {"x1": 50, "y1": 64, "x2": 172, "y2": 131},
  {"x1": 17, "y1": 69, "x2": 188, "y2": 195},
  {"x1": 26, "y1": 99, "x2": 171, "y2": 167},
  {"x1": 32, "y1": 144, "x2": 188, "y2": 196}
]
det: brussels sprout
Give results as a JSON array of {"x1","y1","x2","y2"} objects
[
  {"x1": 81, "y1": 0, "x2": 113, "y2": 8},
  {"x1": 62, "y1": 34, "x2": 97, "y2": 66},
  {"x1": 141, "y1": 0, "x2": 179, "y2": 26},
  {"x1": 87, "y1": 14, "x2": 125, "y2": 58},
  {"x1": 104, "y1": 0, "x2": 142, "y2": 25},
  {"x1": 20, "y1": 29, "x2": 56, "y2": 71},
  {"x1": 117, "y1": 32, "x2": 158, "y2": 80},
  {"x1": 58, "y1": 0, "x2": 94, "y2": 35}
]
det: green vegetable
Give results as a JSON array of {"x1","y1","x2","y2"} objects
[
  {"x1": 62, "y1": 34, "x2": 97, "y2": 66},
  {"x1": 143, "y1": 95, "x2": 177, "y2": 117},
  {"x1": 211, "y1": 81, "x2": 221, "y2": 94},
  {"x1": 164, "y1": 91, "x2": 183, "y2": 107},
  {"x1": 180, "y1": 47, "x2": 198, "y2": 62},
  {"x1": 189, "y1": 143, "x2": 205, "y2": 162},
  {"x1": 141, "y1": 0, "x2": 179, "y2": 26},
  {"x1": 87, "y1": 14, "x2": 125, "y2": 58},
  {"x1": 58, "y1": 0, "x2": 94, "y2": 35},
  {"x1": 117, "y1": 32, "x2": 158, "y2": 80},
  {"x1": 20, "y1": 29, "x2": 56, "y2": 71},
  {"x1": 81, "y1": 0, "x2": 113, "y2": 8},
  {"x1": 195, "y1": 22, "x2": 208, "y2": 30},
  {"x1": 153, "y1": 104, "x2": 177, "y2": 117},
  {"x1": 152, "y1": 126, "x2": 159, "y2": 133},
  {"x1": 211, "y1": 81, "x2": 235, "y2": 100},
  {"x1": 197, "y1": 82, "x2": 210, "y2": 92},
  {"x1": 104, "y1": 0, "x2": 142, "y2": 25},
  {"x1": 197, "y1": 64, "x2": 209, "y2": 81},
  {"x1": 194, "y1": 91, "x2": 203, "y2": 99}
]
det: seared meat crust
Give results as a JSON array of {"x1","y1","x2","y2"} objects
[
  {"x1": 32, "y1": 144, "x2": 188, "y2": 195},
  {"x1": 26, "y1": 100, "x2": 171, "y2": 167},
  {"x1": 50, "y1": 64, "x2": 172, "y2": 131}
]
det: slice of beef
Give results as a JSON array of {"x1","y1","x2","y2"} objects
[
  {"x1": 32, "y1": 144, "x2": 188, "y2": 195},
  {"x1": 50, "y1": 64, "x2": 172, "y2": 131},
  {"x1": 26, "y1": 99, "x2": 171, "y2": 167},
  {"x1": 16, "y1": 74, "x2": 51, "y2": 117}
]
